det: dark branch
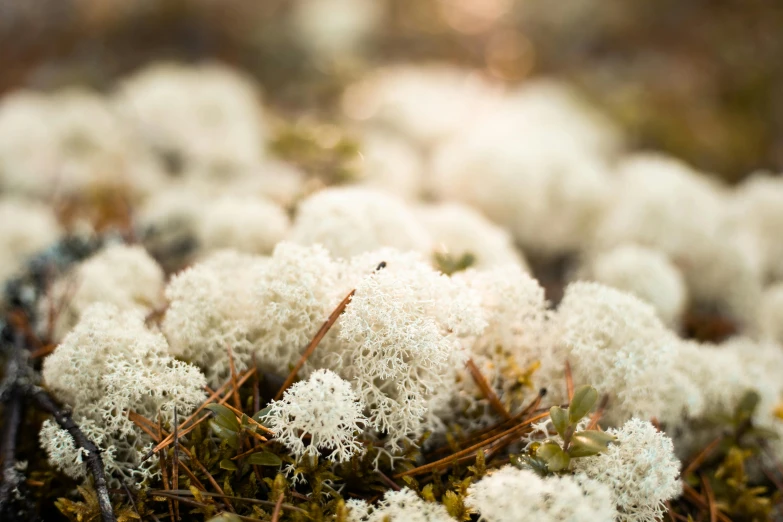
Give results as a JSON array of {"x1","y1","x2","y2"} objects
[
  {"x1": 0, "y1": 329, "x2": 26, "y2": 515},
  {"x1": 27, "y1": 386, "x2": 116, "y2": 522},
  {"x1": 0, "y1": 236, "x2": 113, "y2": 521},
  {"x1": 0, "y1": 391, "x2": 24, "y2": 513}
]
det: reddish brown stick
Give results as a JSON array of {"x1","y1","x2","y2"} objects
[
  {"x1": 465, "y1": 358, "x2": 511, "y2": 421},
  {"x1": 395, "y1": 411, "x2": 549, "y2": 478},
  {"x1": 274, "y1": 289, "x2": 355, "y2": 400}
]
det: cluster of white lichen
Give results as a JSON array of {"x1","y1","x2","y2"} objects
[
  {"x1": 266, "y1": 370, "x2": 366, "y2": 464},
  {"x1": 465, "y1": 466, "x2": 617, "y2": 522},
  {"x1": 0, "y1": 61, "x2": 781, "y2": 520},
  {"x1": 40, "y1": 304, "x2": 206, "y2": 483},
  {"x1": 573, "y1": 419, "x2": 682, "y2": 522},
  {"x1": 347, "y1": 488, "x2": 455, "y2": 522}
]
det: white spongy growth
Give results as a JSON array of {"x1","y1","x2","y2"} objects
[
  {"x1": 162, "y1": 249, "x2": 266, "y2": 384},
  {"x1": 347, "y1": 488, "x2": 455, "y2": 522},
  {"x1": 40, "y1": 243, "x2": 165, "y2": 341},
  {"x1": 292, "y1": 0, "x2": 383, "y2": 63},
  {"x1": 581, "y1": 244, "x2": 687, "y2": 327},
  {"x1": 417, "y1": 203, "x2": 527, "y2": 270},
  {"x1": 431, "y1": 93, "x2": 612, "y2": 255},
  {"x1": 501, "y1": 80, "x2": 623, "y2": 158},
  {"x1": 196, "y1": 195, "x2": 290, "y2": 255},
  {"x1": 342, "y1": 65, "x2": 499, "y2": 146},
  {"x1": 41, "y1": 303, "x2": 206, "y2": 484},
  {"x1": 654, "y1": 340, "x2": 708, "y2": 426},
  {"x1": 266, "y1": 369, "x2": 366, "y2": 463},
  {"x1": 730, "y1": 173, "x2": 783, "y2": 281},
  {"x1": 249, "y1": 242, "x2": 344, "y2": 375},
  {"x1": 596, "y1": 153, "x2": 761, "y2": 323},
  {"x1": 289, "y1": 187, "x2": 431, "y2": 259},
  {"x1": 465, "y1": 466, "x2": 616, "y2": 522},
  {"x1": 115, "y1": 62, "x2": 267, "y2": 176},
  {"x1": 449, "y1": 265, "x2": 551, "y2": 421},
  {"x1": 573, "y1": 418, "x2": 682, "y2": 522},
  {"x1": 329, "y1": 249, "x2": 486, "y2": 450},
  {"x1": 551, "y1": 282, "x2": 677, "y2": 422},
  {"x1": 758, "y1": 283, "x2": 783, "y2": 345},
  {"x1": 164, "y1": 243, "x2": 344, "y2": 385},
  {"x1": 718, "y1": 337, "x2": 783, "y2": 427},
  {"x1": 0, "y1": 89, "x2": 164, "y2": 201},
  {"x1": 353, "y1": 130, "x2": 424, "y2": 200},
  {"x1": 0, "y1": 198, "x2": 62, "y2": 282}
]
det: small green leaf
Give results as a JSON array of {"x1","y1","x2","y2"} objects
[
  {"x1": 219, "y1": 459, "x2": 238, "y2": 471},
  {"x1": 206, "y1": 404, "x2": 240, "y2": 432},
  {"x1": 568, "y1": 431, "x2": 616, "y2": 458},
  {"x1": 247, "y1": 452, "x2": 282, "y2": 467},
  {"x1": 549, "y1": 406, "x2": 569, "y2": 438},
  {"x1": 209, "y1": 420, "x2": 240, "y2": 449},
  {"x1": 569, "y1": 385, "x2": 598, "y2": 423},
  {"x1": 536, "y1": 442, "x2": 571, "y2": 472},
  {"x1": 252, "y1": 406, "x2": 273, "y2": 425},
  {"x1": 240, "y1": 414, "x2": 250, "y2": 426}
]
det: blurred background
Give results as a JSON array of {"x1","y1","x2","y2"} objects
[{"x1": 1, "y1": 0, "x2": 782, "y2": 182}]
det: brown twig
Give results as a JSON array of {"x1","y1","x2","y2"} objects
[
  {"x1": 121, "y1": 484, "x2": 142, "y2": 522},
  {"x1": 271, "y1": 492, "x2": 284, "y2": 522},
  {"x1": 29, "y1": 343, "x2": 56, "y2": 359},
  {"x1": 204, "y1": 394, "x2": 273, "y2": 436},
  {"x1": 248, "y1": 355, "x2": 264, "y2": 484},
  {"x1": 147, "y1": 493, "x2": 257, "y2": 521},
  {"x1": 396, "y1": 411, "x2": 550, "y2": 478},
  {"x1": 129, "y1": 411, "x2": 160, "y2": 439},
  {"x1": 230, "y1": 447, "x2": 267, "y2": 461},
  {"x1": 701, "y1": 473, "x2": 718, "y2": 522},
  {"x1": 682, "y1": 483, "x2": 732, "y2": 522},
  {"x1": 564, "y1": 360, "x2": 574, "y2": 401},
  {"x1": 149, "y1": 489, "x2": 307, "y2": 514},
  {"x1": 465, "y1": 358, "x2": 511, "y2": 421},
  {"x1": 172, "y1": 408, "x2": 180, "y2": 521},
  {"x1": 432, "y1": 388, "x2": 546, "y2": 457},
  {"x1": 375, "y1": 470, "x2": 401, "y2": 491},
  {"x1": 227, "y1": 346, "x2": 242, "y2": 411},
  {"x1": 130, "y1": 411, "x2": 232, "y2": 512},
  {"x1": 178, "y1": 461, "x2": 207, "y2": 492},
  {"x1": 665, "y1": 502, "x2": 690, "y2": 522},
  {"x1": 157, "y1": 415, "x2": 175, "y2": 522},
  {"x1": 0, "y1": 390, "x2": 24, "y2": 514},
  {"x1": 29, "y1": 385, "x2": 116, "y2": 522},
  {"x1": 586, "y1": 394, "x2": 609, "y2": 431},
  {"x1": 664, "y1": 501, "x2": 676, "y2": 522},
  {"x1": 252, "y1": 354, "x2": 261, "y2": 414},
  {"x1": 274, "y1": 289, "x2": 355, "y2": 400},
  {"x1": 683, "y1": 436, "x2": 723, "y2": 477},
  {"x1": 145, "y1": 367, "x2": 257, "y2": 459},
  {"x1": 186, "y1": 453, "x2": 236, "y2": 512}
]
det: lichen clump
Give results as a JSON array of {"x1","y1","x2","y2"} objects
[{"x1": 0, "y1": 59, "x2": 780, "y2": 522}]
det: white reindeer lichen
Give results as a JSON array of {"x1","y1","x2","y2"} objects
[
  {"x1": 465, "y1": 466, "x2": 616, "y2": 522},
  {"x1": 41, "y1": 303, "x2": 206, "y2": 484},
  {"x1": 573, "y1": 418, "x2": 682, "y2": 522},
  {"x1": 267, "y1": 369, "x2": 366, "y2": 463}
]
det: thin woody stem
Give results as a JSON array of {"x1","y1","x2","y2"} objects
[{"x1": 274, "y1": 289, "x2": 355, "y2": 400}]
